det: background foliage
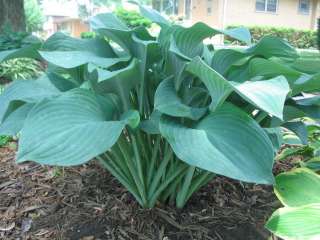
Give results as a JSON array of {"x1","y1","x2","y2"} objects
[
  {"x1": 24, "y1": 0, "x2": 44, "y2": 32},
  {"x1": 226, "y1": 25, "x2": 317, "y2": 49},
  {"x1": 115, "y1": 7, "x2": 152, "y2": 28}
]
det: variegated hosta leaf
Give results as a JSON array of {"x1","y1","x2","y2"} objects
[
  {"x1": 187, "y1": 57, "x2": 290, "y2": 119},
  {"x1": 17, "y1": 89, "x2": 139, "y2": 166},
  {"x1": 159, "y1": 103, "x2": 275, "y2": 184},
  {"x1": 266, "y1": 204, "x2": 320, "y2": 240},
  {"x1": 274, "y1": 168, "x2": 320, "y2": 207}
]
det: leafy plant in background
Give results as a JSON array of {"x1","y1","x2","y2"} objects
[
  {"x1": 115, "y1": 7, "x2": 152, "y2": 28},
  {"x1": 80, "y1": 31, "x2": 96, "y2": 39},
  {"x1": 266, "y1": 168, "x2": 320, "y2": 239},
  {"x1": 0, "y1": 58, "x2": 42, "y2": 82},
  {"x1": 226, "y1": 25, "x2": 317, "y2": 49},
  {"x1": 0, "y1": 26, "x2": 29, "y2": 51},
  {"x1": 0, "y1": 4, "x2": 319, "y2": 210}
]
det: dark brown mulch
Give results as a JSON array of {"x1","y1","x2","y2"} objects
[{"x1": 0, "y1": 142, "x2": 290, "y2": 240}]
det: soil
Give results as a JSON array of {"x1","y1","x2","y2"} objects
[{"x1": 0, "y1": 142, "x2": 299, "y2": 240}]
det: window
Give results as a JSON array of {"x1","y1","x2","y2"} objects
[
  {"x1": 207, "y1": 0, "x2": 213, "y2": 16},
  {"x1": 256, "y1": 0, "x2": 278, "y2": 13},
  {"x1": 299, "y1": 0, "x2": 310, "y2": 14}
]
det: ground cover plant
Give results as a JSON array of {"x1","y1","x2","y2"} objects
[
  {"x1": 0, "y1": 3, "x2": 319, "y2": 224},
  {"x1": 266, "y1": 167, "x2": 320, "y2": 239}
]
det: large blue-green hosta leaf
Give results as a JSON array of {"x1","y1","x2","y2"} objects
[
  {"x1": 40, "y1": 32, "x2": 122, "y2": 68},
  {"x1": 17, "y1": 89, "x2": 139, "y2": 166},
  {"x1": 159, "y1": 103, "x2": 275, "y2": 184},
  {"x1": 187, "y1": 57, "x2": 290, "y2": 119},
  {"x1": 0, "y1": 103, "x2": 34, "y2": 136},
  {"x1": 0, "y1": 79, "x2": 60, "y2": 122}
]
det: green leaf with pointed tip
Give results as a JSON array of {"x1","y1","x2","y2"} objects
[
  {"x1": 17, "y1": 89, "x2": 139, "y2": 166},
  {"x1": 0, "y1": 79, "x2": 60, "y2": 122},
  {"x1": 154, "y1": 77, "x2": 207, "y2": 120},
  {"x1": 187, "y1": 57, "x2": 290, "y2": 119},
  {"x1": 274, "y1": 168, "x2": 320, "y2": 207},
  {"x1": 266, "y1": 204, "x2": 320, "y2": 240},
  {"x1": 159, "y1": 103, "x2": 275, "y2": 184}
]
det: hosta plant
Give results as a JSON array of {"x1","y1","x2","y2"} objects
[
  {"x1": 266, "y1": 168, "x2": 320, "y2": 239},
  {"x1": 0, "y1": 5, "x2": 319, "y2": 208}
]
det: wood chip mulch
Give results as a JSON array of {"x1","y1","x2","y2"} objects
[{"x1": 0, "y1": 142, "x2": 290, "y2": 240}]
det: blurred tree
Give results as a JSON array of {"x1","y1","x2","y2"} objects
[
  {"x1": 0, "y1": 0, "x2": 26, "y2": 31},
  {"x1": 25, "y1": 0, "x2": 44, "y2": 32}
]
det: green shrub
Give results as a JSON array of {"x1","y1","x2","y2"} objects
[
  {"x1": 115, "y1": 7, "x2": 152, "y2": 28},
  {"x1": 226, "y1": 25, "x2": 317, "y2": 49},
  {"x1": 80, "y1": 31, "x2": 96, "y2": 39},
  {"x1": 0, "y1": 5, "x2": 319, "y2": 210}
]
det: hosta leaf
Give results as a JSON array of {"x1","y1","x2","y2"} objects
[
  {"x1": 39, "y1": 51, "x2": 128, "y2": 69},
  {"x1": 17, "y1": 89, "x2": 139, "y2": 166},
  {"x1": 264, "y1": 128, "x2": 283, "y2": 154},
  {"x1": 275, "y1": 168, "x2": 320, "y2": 207},
  {"x1": 212, "y1": 49, "x2": 248, "y2": 75},
  {"x1": 137, "y1": 3, "x2": 170, "y2": 26},
  {"x1": 283, "y1": 121, "x2": 308, "y2": 145},
  {"x1": 90, "y1": 13, "x2": 154, "y2": 54},
  {"x1": 159, "y1": 103, "x2": 274, "y2": 184},
  {"x1": 140, "y1": 110, "x2": 161, "y2": 134},
  {"x1": 0, "y1": 103, "x2": 34, "y2": 136},
  {"x1": 245, "y1": 36, "x2": 298, "y2": 59},
  {"x1": 266, "y1": 204, "x2": 320, "y2": 240},
  {"x1": 249, "y1": 58, "x2": 301, "y2": 84},
  {"x1": 0, "y1": 35, "x2": 42, "y2": 62},
  {"x1": 154, "y1": 77, "x2": 206, "y2": 120},
  {"x1": 293, "y1": 73, "x2": 320, "y2": 94},
  {"x1": 95, "y1": 59, "x2": 141, "y2": 110},
  {"x1": 0, "y1": 79, "x2": 60, "y2": 122},
  {"x1": 42, "y1": 32, "x2": 116, "y2": 56},
  {"x1": 187, "y1": 57, "x2": 290, "y2": 119},
  {"x1": 40, "y1": 32, "x2": 120, "y2": 68}
]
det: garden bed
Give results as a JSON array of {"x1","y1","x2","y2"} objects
[{"x1": 0, "y1": 142, "x2": 298, "y2": 240}]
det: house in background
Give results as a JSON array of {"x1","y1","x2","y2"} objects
[
  {"x1": 42, "y1": 0, "x2": 90, "y2": 38},
  {"x1": 174, "y1": 0, "x2": 320, "y2": 31}
]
